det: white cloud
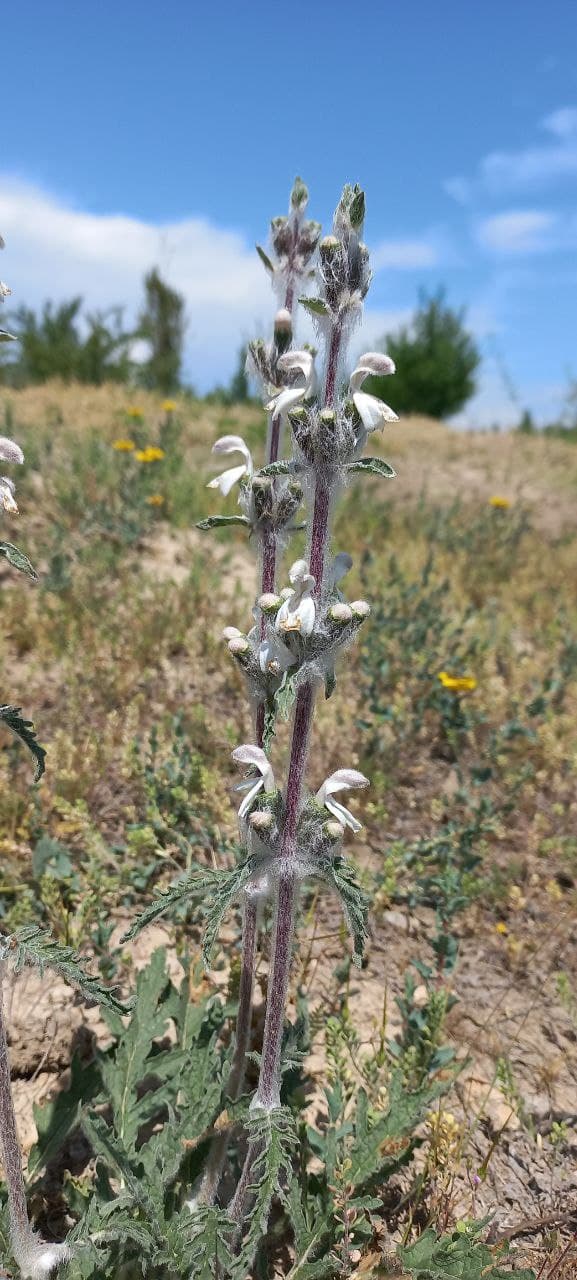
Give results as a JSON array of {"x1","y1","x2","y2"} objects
[
  {"x1": 445, "y1": 105, "x2": 577, "y2": 200},
  {"x1": 542, "y1": 106, "x2": 577, "y2": 138},
  {"x1": 476, "y1": 209, "x2": 559, "y2": 255},
  {"x1": 0, "y1": 176, "x2": 275, "y2": 389},
  {"x1": 371, "y1": 238, "x2": 438, "y2": 270},
  {"x1": 476, "y1": 208, "x2": 577, "y2": 256}
]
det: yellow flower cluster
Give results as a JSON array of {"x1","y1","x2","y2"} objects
[
  {"x1": 112, "y1": 438, "x2": 135, "y2": 452},
  {"x1": 126, "y1": 406, "x2": 144, "y2": 419},
  {"x1": 438, "y1": 671, "x2": 477, "y2": 692},
  {"x1": 161, "y1": 399, "x2": 177, "y2": 412},
  {"x1": 135, "y1": 446, "x2": 165, "y2": 463},
  {"x1": 146, "y1": 494, "x2": 165, "y2": 506},
  {"x1": 489, "y1": 495, "x2": 511, "y2": 509}
]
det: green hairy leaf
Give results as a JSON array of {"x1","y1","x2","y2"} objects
[
  {"x1": 398, "y1": 1220, "x2": 536, "y2": 1279},
  {"x1": 2, "y1": 925, "x2": 129, "y2": 1015},
  {"x1": 286, "y1": 1182, "x2": 341, "y2": 1279},
  {"x1": 28, "y1": 1054, "x2": 100, "y2": 1179},
  {"x1": 347, "y1": 456, "x2": 396, "y2": 479},
  {"x1": 257, "y1": 458, "x2": 293, "y2": 477},
  {"x1": 0, "y1": 541, "x2": 38, "y2": 579},
  {"x1": 196, "y1": 514, "x2": 251, "y2": 530},
  {"x1": 348, "y1": 188, "x2": 366, "y2": 231},
  {"x1": 185, "y1": 1206, "x2": 237, "y2": 1280},
  {"x1": 275, "y1": 671, "x2": 298, "y2": 721},
  {"x1": 323, "y1": 856, "x2": 370, "y2": 966},
  {"x1": 202, "y1": 859, "x2": 255, "y2": 967},
  {"x1": 236, "y1": 1108, "x2": 297, "y2": 1276},
  {"x1": 256, "y1": 244, "x2": 275, "y2": 274},
  {"x1": 98, "y1": 948, "x2": 174, "y2": 1150},
  {"x1": 299, "y1": 296, "x2": 329, "y2": 317},
  {"x1": 122, "y1": 865, "x2": 223, "y2": 942},
  {"x1": 0, "y1": 703, "x2": 46, "y2": 780}
]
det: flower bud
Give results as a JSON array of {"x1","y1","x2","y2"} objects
[
  {"x1": 274, "y1": 308, "x2": 293, "y2": 357},
  {"x1": 329, "y1": 602, "x2": 353, "y2": 625},
  {"x1": 271, "y1": 216, "x2": 292, "y2": 255},
  {"x1": 319, "y1": 235, "x2": 341, "y2": 258},
  {"x1": 274, "y1": 308, "x2": 292, "y2": 334},
  {"x1": 274, "y1": 481, "x2": 302, "y2": 528},
  {"x1": 251, "y1": 475, "x2": 274, "y2": 521},
  {"x1": 350, "y1": 600, "x2": 371, "y2": 619},
  {"x1": 228, "y1": 637, "x2": 250, "y2": 656},
  {"x1": 319, "y1": 408, "x2": 336, "y2": 427},
  {"x1": 223, "y1": 626, "x2": 244, "y2": 641},
  {"x1": 325, "y1": 820, "x2": 345, "y2": 841},
  {"x1": 249, "y1": 809, "x2": 274, "y2": 831},
  {"x1": 290, "y1": 176, "x2": 308, "y2": 210},
  {"x1": 258, "y1": 592, "x2": 282, "y2": 614},
  {"x1": 279, "y1": 587, "x2": 293, "y2": 601}
]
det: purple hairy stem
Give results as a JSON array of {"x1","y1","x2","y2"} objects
[
  {"x1": 198, "y1": 897, "x2": 258, "y2": 1206},
  {"x1": 268, "y1": 411, "x2": 282, "y2": 467},
  {"x1": 309, "y1": 479, "x2": 331, "y2": 595},
  {"x1": 255, "y1": 680, "x2": 314, "y2": 1109},
  {"x1": 324, "y1": 320, "x2": 343, "y2": 407},
  {"x1": 0, "y1": 970, "x2": 31, "y2": 1251}
]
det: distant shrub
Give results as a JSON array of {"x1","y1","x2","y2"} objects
[{"x1": 366, "y1": 289, "x2": 480, "y2": 419}]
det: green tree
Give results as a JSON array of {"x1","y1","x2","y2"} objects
[
  {"x1": 0, "y1": 298, "x2": 134, "y2": 386},
  {"x1": 138, "y1": 268, "x2": 185, "y2": 393},
  {"x1": 228, "y1": 344, "x2": 250, "y2": 403},
  {"x1": 367, "y1": 290, "x2": 480, "y2": 420}
]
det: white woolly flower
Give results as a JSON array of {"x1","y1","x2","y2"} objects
[
  {"x1": 275, "y1": 559, "x2": 316, "y2": 637},
  {"x1": 207, "y1": 435, "x2": 253, "y2": 497},
  {"x1": 0, "y1": 437, "x2": 24, "y2": 465},
  {"x1": 316, "y1": 768, "x2": 370, "y2": 833},
  {"x1": 0, "y1": 476, "x2": 18, "y2": 513},
  {"x1": 258, "y1": 629, "x2": 297, "y2": 676},
  {"x1": 349, "y1": 352, "x2": 398, "y2": 432},
  {"x1": 232, "y1": 744, "x2": 275, "y2": 819},
  {"x1": 266, "y1": 349, "x2": 316, "y2": 419}
]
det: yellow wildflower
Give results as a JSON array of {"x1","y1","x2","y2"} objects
[
  {"x1": 495, "y1": 921, "x2": 508, "y2": 935},
  {"x1": 489, "y1": 495, "x2": 511, "y2": 509},
  {"x1": 438, "y1": 671, "x2": 477, "y2": 692},
  {"x1": 146, "y1": 494, "x2": 165, "y2": 506},
  {"x1": 112, "y1": 438, "x2": 135, "y2": 452},
  {"x1": 135, "y1": 446, "x2": 165, "y2": 463},
  {"x1": 126, "y1": 406, "x2": 144, "y2": 419},
  {"x1": 161, "y1": 399, "x2": 177, "y2": 412}
]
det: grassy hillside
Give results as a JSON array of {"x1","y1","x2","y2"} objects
[{"x1": 1, "y1": 383, "x2": 576, "y2": 1273}]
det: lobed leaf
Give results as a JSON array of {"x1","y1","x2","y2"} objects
[
  {"x1": 322, "y1": 856, "x2": 370, "y2": 966},
  {"x1": 0, "y1": 703, "x2": 46, "y2": 780},
  {"x1": 0, "y1": 541, "x2": 38, "y2": 579},
  {"x1": 3, "y1": 925, "x2": 129, "y2": 1014}
]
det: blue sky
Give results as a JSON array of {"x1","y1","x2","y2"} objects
[{"x1": 1, "y1": 0, "x2": 576, "y2": 422}]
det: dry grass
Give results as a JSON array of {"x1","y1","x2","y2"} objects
[{"x1": 0, "y1": 382, "x2": 576, "y2": 1271}]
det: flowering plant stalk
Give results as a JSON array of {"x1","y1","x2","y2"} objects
[
  {"x1": 198, "y1": 179, "x2": 320, "y2": 1206},
  {"x1": 197, "y1": 180, "x2": 398, "y2": 1243}
]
